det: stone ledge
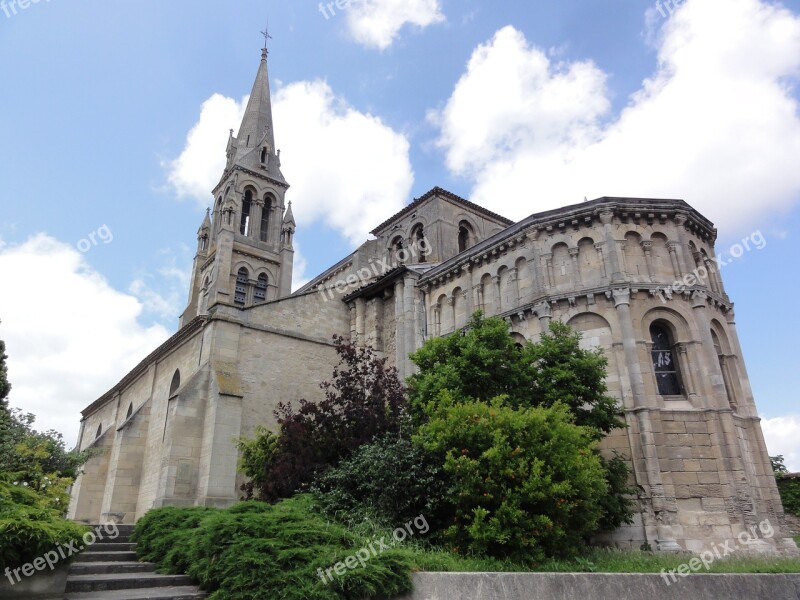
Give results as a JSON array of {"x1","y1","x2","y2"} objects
[{"x1": 385, "y1": 572, "x2": 800, "y2": 600}]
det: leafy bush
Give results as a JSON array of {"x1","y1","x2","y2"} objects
[
  {"x1": 134, "y1": 495, "x2": 413, "y2": 600},
  {"x1": 311, "y1": 431, "x2": 449, "y2": 530},
  {"x1": 0, "y1": 479, "x2": 88, "y2": 570},
  {"x1": 416, "y1": 396, "x2": 608, "y2": 561},
  {"x1": 250, "y1": 336, "x2": 408, "y2": 502},
  {"x1": 777, "y1": 477, "x2": 800, "y2": 517},
  {"x1": 408, "y1": 314, "x2": 633, "y2": 530}
]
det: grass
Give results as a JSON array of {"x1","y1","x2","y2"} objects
[
  {"x1": 398, "y1": 546, "x2": 800, "y2": 574},
  {"x1": 347, "y1": 518, "x2": 800, "y2": 575}
]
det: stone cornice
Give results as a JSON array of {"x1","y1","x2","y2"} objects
[{"x1": 418, "y1": 197, "x2": 717, "y2": 285}]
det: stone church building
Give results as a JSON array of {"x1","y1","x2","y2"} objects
[{"x1": 68, "y1": 47, "x2": 798, "y2": 555}]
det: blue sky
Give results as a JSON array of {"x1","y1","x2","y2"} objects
[{"x1": 1, "y1": 0, "x2": 799, "y2": 466}]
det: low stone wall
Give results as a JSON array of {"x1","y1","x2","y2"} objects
[
  {"x1": 388, "y1": 572, "x2": 800, "y2": 600},
  {"x1": 0, "y1": 564, "x2": 69, "y2": 599}
]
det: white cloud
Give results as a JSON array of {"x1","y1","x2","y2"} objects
[
  {"x1": 129, "y1": 246, "x2": 193, "y2": 322},
  {"x1": 344, "y1": 0, "x2": 445, "y2": 50},
  {"x1": 762, "y1": 415, "x2": 800, "y2": 472},
  {"x1": 165, "y1": 93, "x2": 247, "y2": 202},
  {"x1": 0, "y1": 235, "x2": 169, "y2": 446},
  {"x1": 273, "y1": 80, "x2": 413, "y2": 244},
  {"x1": 432, "y1": 0, "x2": 800, "y2": 235},
  {"x1": 166, "y1": 81, "x2": 414, "y2": 246}
]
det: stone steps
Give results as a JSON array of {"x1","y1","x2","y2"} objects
[{"x1": 56, "y1": 524, "x2": 207, "y2": 600}]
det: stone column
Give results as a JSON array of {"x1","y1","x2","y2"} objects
[
  {"x1": 599, "y1": 210, "x2": 624, "y2": 282},
  {"x1": 403, "y1": 273, "x2": 416, "y2": 374},
  {"x1": 594, "y1": 242, "x2": 608, "y2": 281},
  {"x1": 528, "y1": 230, "x2": 544, "y2": 295},
  {"x1": 447, "y1": 296, "x2": 456, "y2": 333},
  {"x1": 473, "y1": 284, "x2": 483, "y2": 314},
  {"x1": 510, "y1": 267, "x2": 520, "y2": 306},
  {"x1": 355, "y1": 297, "x2": 367, "y2": 347},
  {"x1": 394, "y1": 279, "x2": 405, "y2": 378},
  {"x1": 250, "y1": 199, "x2": 263, "y2": 241},
  {"x1": 703, "y1": 257, "x2": 720, "y2": 294},
  {"x1": 675, "y1": 343, "x2": 697, "y2": 398},
  {"x1": 673, "y1": 213, "x2": 693, "y2": 276},
  {"x1": 541, "y1": 254, "x2": 554, "y2": 289},
  {"x1": 724, "y1": 310, "x2": 756, "y2": 413},
  {"x1": 533, "y1": 301, "x2": 552, "y2": 333},
  {"x1": 466, "y1": 266, "x2": 476, "y2": 316},
  {"x1": 641, "y1": 241, "x2": 654, "y2": 282},
  {"x1": 372, "y1": 296, "x2": 384, "y2": 351},
  {"x1": 611, "y1": 287, "x2": 681, "y2": 551},
  {"x1": 568, "y1": 248, "x2": 582, "y2": 287},
  {"x1": 667, "y1": 242, "x2": 682, "y2": 279},
  {"x1": 349, "y1": 304, "x2": 357, "y2": 340},
  {"x1": 492, "y1": 275, "x2": 502, "y2": 313}
]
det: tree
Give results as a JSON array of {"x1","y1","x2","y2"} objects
[
  {"x1": 408, "y1": 313, "x2": 633, "y2": 532},
  {"x1": 771, "y1": 455, "x2": 789, "y2": 476},
  {"x1": 252, "y1": 335, "x2": 408, "y2": 502},
  {"x1": 416, "y1": 396, "x2": 608, "y2": 561},
  {"x1": 408, "y1": 314, "x2": 625, "y2": 435}
]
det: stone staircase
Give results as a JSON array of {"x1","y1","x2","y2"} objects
[{"x1": 60, "y1": 525, "x2": 207, "y2": 599}]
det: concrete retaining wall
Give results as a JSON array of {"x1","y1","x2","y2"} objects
[{"x1": 388, "y1": 572, "x2": 800, "y2": 600}]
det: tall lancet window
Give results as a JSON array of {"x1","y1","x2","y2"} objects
[
  {"x1": 650, "y1": 322, "x2": 683, "y2": 396},
  {"x1": 235, "y1": 267, "x2": 249, "y2": 305},
  {"x1": 260, "y1": 194, "x2": 273, "y2": 243},
  {"x1": 240, "y1": 190, "x2": 253, "y2": 236}
]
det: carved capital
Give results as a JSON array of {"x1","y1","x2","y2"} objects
[
  {"x1": 598, "y1": 210, "x2": 614, "y2": 225},
  {"x1": 641, "y1": 241, "x2": 653, "y2": 253},
  {"x1": 568, "y1": 247, "x2": 580, "y2": 257},
  {"x1": 691, "y1": 290, "x2": 708, "y2": 308},
  {"x1": 533, "y1": 301, "x2": 552, "y2": 319},
  {"x1": 611, "y1": 287, "x2": 631, "y2": 307},
  {"x1": 674, "y1": 212, "x2": 689, "y2": 227}
]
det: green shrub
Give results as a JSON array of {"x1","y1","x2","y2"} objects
[
  {"x1": 416, "y1": 396, "x2": 607, "y2": 562},
  {"x1": 777, "y1": 477, "x2": 800, "y2": 517},
  {"x1": 0, "y1": 480, "x2": 88, "y2": 570},
  {"x1": 134, "y1": 495, "x2": 414, "y2": 600},
  {"x1": 311, "y1": 432, "x2": 449, "y2": 530}
]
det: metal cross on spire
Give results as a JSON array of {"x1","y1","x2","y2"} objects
[{"x1": 261, "y1": 25, "x2": 272, "y2": 52}]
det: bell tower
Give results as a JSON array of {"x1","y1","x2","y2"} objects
[{"x1": 180, "y1": 41, "x2": 294, "y2": 327}]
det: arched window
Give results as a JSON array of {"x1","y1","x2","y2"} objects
[
  {"x1": 260, "y1": 194, "x2": 273, "y2": 243},
  {"x1": 260, "y1": 147, "x2": 267, "y2": 164},
  {"x1": 458, "y1": 221, "x2": 474, "y2": 253},
  {"x1": 96, "y1": 424, "x2": 102, "y2": 439},
  {"x1": 254, "y1": 273, "x2": 268, "y2": 302},
  {"x1": 169, "y1": 369, "x2": 181, "y2": 396},
  {"x1": 240, "y1": 190, "x2": 253, "y2": 236},
  {"x1": 126, "y1": 403, "x2": 133, "y2": 419},
  {"x1": 235, "y1": 268, "x2": 249, "y2": 305},
  {"x1": 650, "y1": 323, "x2": 683, "y2": 396},
  {"x1": 411, "y1": 224, "x2": 426, "y2": 263},
  {"x1": 214, "y1": 197, "x2": 222, "y2": 231},
  {"x1": 392, "y1": 236, "x2": 405, "y2": 263}
]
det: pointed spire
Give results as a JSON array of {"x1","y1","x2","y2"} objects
[
  {"x1": 226, "y1": 39, "x2": 286, "y2": 184},
  {"x1": 199, "y1": 207, "x2": 212, "y2": 231},
  {"x1": 282, "y1": 201, "x2": 295, "y2": 226}
]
